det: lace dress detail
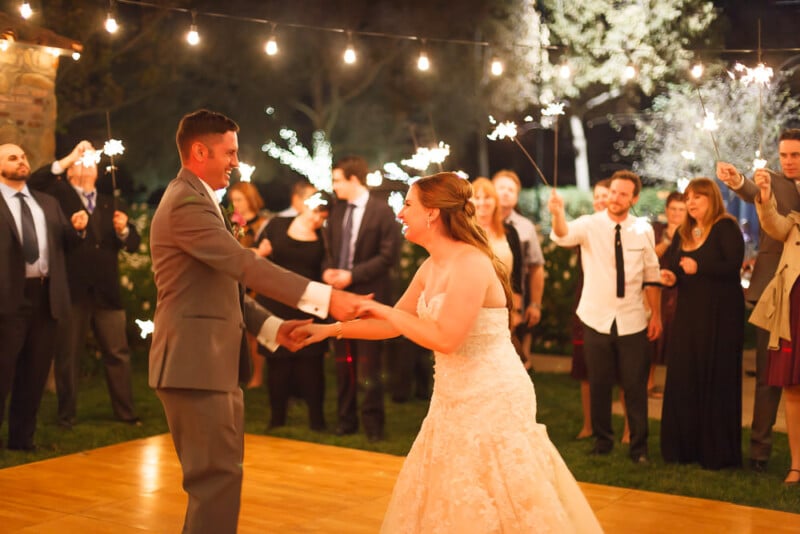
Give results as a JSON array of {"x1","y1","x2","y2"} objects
[{"x1": 380, "y1": 293, "x2": 603, "y2": 534}]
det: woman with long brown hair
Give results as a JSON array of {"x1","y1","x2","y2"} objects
[
  {"x1": 659, "y1": 177, "x2": 745, "y2": 469},
  {"x1": 295, "y1": 173, "x2": 602, "y2": 532}
]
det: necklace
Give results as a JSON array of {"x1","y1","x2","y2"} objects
[{"x1": 692, "y1": 226, "x2": 703, "y2": 239}]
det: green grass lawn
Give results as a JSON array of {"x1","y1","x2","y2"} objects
[{"x1": 1, "y1": 351, "x2": 798, "y2": 514}]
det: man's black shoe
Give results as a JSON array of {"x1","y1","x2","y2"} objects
[{"x1": 750, "y1": 459, "x2": 768, "y2": 473}]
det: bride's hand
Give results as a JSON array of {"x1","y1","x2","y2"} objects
[
  {"x1": 356, "y1": 299, "x2": 393, "y2": 320},
  {"x1": 291, "y1": 323, "x2": 334, "y2": 346}
]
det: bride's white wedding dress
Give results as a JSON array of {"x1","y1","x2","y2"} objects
[{"x1": 380, "y1": 293, "x2": 603, "y2": 533}]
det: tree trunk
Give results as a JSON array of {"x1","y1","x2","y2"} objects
[{"x1": 570, "y1": 115, "x2": 590, "y2": 191}]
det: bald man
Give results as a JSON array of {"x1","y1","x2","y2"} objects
[{"x1": 0, "y1": 143, "x2": 87, "y2": 451}]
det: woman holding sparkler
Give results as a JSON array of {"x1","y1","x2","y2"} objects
[
  {"x1": 294, "y1": 173, "x2": 603, "y2": 532},
  {"x1": 659, "y1": 178, "x2": 744, "y2": 470},
  {"x1": 750, "y1": 170, "x2": 800, "y2": 485}
]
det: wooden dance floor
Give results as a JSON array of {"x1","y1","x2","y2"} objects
[{"x1": 0, "y1": 434, "x2": 798, "y2": 533}]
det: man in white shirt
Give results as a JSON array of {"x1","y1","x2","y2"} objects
[{"x1": 549, "y1": 170, "x2": 662, "y2": 463}]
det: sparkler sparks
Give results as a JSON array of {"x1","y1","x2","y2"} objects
[
  {"x1": 103, "y1": 139, "x2": 125, "y2": 156},
  {"x1": 135, "y1": 319, "x2": 154, "y2": 339},
  {"x1": 731, "y1": 62, "x2": 774, "y2": 86},
  {"x1": 237, "y1": 162, "x2": 255, "y2": 182},
  {"x1": 486, "y1": 117, "x2": 550, "y2": 186},
  {"x1": 400, "y1": 142, "x2": 451, "y2": 172},
  {"x1": 77, "y1": 150, "x2": 102, "y2": 168}
]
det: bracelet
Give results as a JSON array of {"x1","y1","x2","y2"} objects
[
  {"x1": 529, "y1": 302, "x2": 541, "y2": 310},
  {"x1": 334, "y1": 321, "x2": 343, "y2": 340}
]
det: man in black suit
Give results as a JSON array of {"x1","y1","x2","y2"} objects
[
  {"x1": 0, "y1": 143, "x2": 87, "y2": 450},
  {"x1": 717, "y1": 128, "x2": 800, "y2": 471},
  {"x1": 323, "y1": 156, "x2": 402, "y2": 441},
  {"x1": 29, "y1": 141, "x2": 141, "y2": 428}
]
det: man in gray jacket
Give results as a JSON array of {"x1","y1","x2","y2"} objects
[
  {"x1": 150, "y1": 109, "x2": 364, "y2": 533},
  {"x1": 717, "y1": 128, "x2": 800, "y2": 472}
]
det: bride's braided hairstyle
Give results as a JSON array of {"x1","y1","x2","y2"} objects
[{"x1": 413, "y1": 172, "x2": 513, "y2": 317}]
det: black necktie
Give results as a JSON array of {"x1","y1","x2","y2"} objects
[
  {"x1": 615, "y1": 223, "x2": 624, "y2": 298},
  {"x1": 338, "y1": 204, "x2": 355, "y2": 269},
  {"x1": 16, "y1": 192, "x2": 39, "y2": 264}
]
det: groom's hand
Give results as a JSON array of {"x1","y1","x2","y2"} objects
[
  {"x1": 276, "y1": 319, "x2": 313, "y2": 352},
  {"x1": 329, "y1": 289, "x2": 373, "y2": 321}
]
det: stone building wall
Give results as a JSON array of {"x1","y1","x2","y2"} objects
[{"x1": 0, "y1": 44, "x2": 58, "y2": 170}]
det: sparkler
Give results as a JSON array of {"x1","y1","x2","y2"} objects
[
  {"x1": 105, "y1": 111, "x2": 121, "y2": 210},
  {"x1": 694, "y1": 87, "x2": 722, "y2": 161},
  {"x1": 135, "y1": 319, "x2": 154, "y2": 339},
  {"x1": 237, "y1": 162, "x2": 255, "y2": 182},
  {"x1": 401, "y1": 142, "x2": 451, "y2": 172},
  {"x1": 542, "y1": 102, "x2": 566, "y2": 187},
  {"x1": 487, "y1": 117, "x2": 550, "y2": 187}
]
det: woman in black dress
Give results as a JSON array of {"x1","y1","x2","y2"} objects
[
  {"x1": 255, "y1": 191, "x2": 331, "y2": 431},
  {"x1": 659, "y1": 177, "x2": 744, "y2": 469}
]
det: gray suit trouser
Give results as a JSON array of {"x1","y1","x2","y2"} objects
[
  {"x1": 158, "y1": 388, "x2": 245, "y2": 534},
  {"x1": 750, "y1": 327, "x2": 783, "y2": 461}
]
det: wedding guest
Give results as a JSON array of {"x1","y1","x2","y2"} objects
[
  {"x1": 0, "y1": 143, "x2": 87, "y2": 451},
  {"x1": 550, "y1": 170, "x2": 662, "y2": 463},
  {"x1": 717, "y1": 128, "x2": 800, "y2": 471},
  {"x1": 323, "y1": 155, "x2": 402, "y2": 442},
  {"x1": 228, "y1": 181, "x2": 269, "y2": 389},
  {"x1": 648, "y1": 191, "x2": 686, "y2": 398},
  {"x1": 572, "y1": 178, "x2": 611, "y2": 439},
  {"x1": 492, "y1": 170, "x2": 545, "y2": 367},
  {"x1": 256, "y1": 191, "x2": 331, "y2": 431},
  {"x1": 471, "y1": 177, "x2": 523, "y2": 326},
  {"x1": 750, "y1": 168, "x2": 800, "y2": 484},
  {"x1": 277, "y1": 179, "x2": 316, "y2": 218},
  {"x1": 28, "y1": 140, "x2": 141, "y2": 429},
  {"x1": 659, "y1": 178, "x2": 744, "y2": 470},
  {"x1": 294, "y1": 172, "x2": 602, "y2": 532}
]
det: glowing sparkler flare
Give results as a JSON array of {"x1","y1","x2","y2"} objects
[
  {"x1": 135, "y1": 319, "x2": 154, "y2": 339},
  {"x1": 680, "y1": 151, "x2": 696, "y2": 161},
  {"x1": 366, "y1": 170, "x2": 383, "y2": 187},
  {"x1": 752, "y1": 150, "x2": 767, "y2": 171},
  {"x1": 487, "y1": 121, "x2": 518, "y2": 141},
  {"x1": 388, "y1": 191, "x2": 405, "y2": 216},
  {"x1": 382, "y1": 162, "x2": 412, "y2": 183},
  {"x1": 304, "y1": 191, "x2": 328, "y2": 210},
  {"x1": 698, "y1": 112, "x2": 719, "y2": 132},
  {"x1": 77, "y1": 149, "x2": 102, "y2": 168},
  {"x1": 541, "y1": 102, "x2": 565, "y2": 117},
  {"x1": 401, "y1": 142, "x2": 450, "y2": 171},
  {"x1": 732, "y1": 62, "x2": 773, "y2": 86},
  {"x1": 103, "y1": 139, "x2": 125, "y2": 157},
  {"x1": 237, "y1": 162, "x2": 255, "y2": 182}
]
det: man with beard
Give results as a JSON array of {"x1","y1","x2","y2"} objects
[
  {"x1": 548, "y1": 170, "x2": 662, "y2": 464},
  {"x1": 0, "y1": 143, "x2": 87, "y2": 451},
  {"x1": 717, "y1": 128, "x2": 800, "y2": 472}
]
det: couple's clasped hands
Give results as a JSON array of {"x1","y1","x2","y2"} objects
[{"x1": 277, "y1": 291, "x2": 392, "y2": 351}]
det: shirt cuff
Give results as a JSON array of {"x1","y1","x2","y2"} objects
[
  {"x1": 51, "y1": 160, "x2": 65, "y2": 175},
  {"x1": 117, "y1": 226, "x2": 130, "y2": 241},
  {"x1": 298, "y1": 281, "x2": 331, "y2": 319},
  {"x1": 732, "y1": 174, "x2": 745, "y2": 190},
  {"x1": 256, "y1": 315, "x2": 283, "y2": 352}
]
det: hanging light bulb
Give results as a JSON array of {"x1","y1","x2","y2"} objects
[
  {"x1": 187, "y1": 25, "x2": 199, "y2": 46},
  {"x1": 72, "y1": 51, "x2": 81, "y2": 61},
  {"x1": 343, "y1": 44, "x2": 356, "y2": 64},
  {"x1": 417, "y1": 51, "x2": 430, "y2": 71},
  {"x1": 19, "y1": 2, "x2": 33, "y2": 19},
  {"x1": 186, "y1": 12, "x2": 199, "y2": 46},
  {"x1": 622, "y1": 63, "x2": 637, "y2": 82},
  {"x1": 0, "y1": 41, "x2": 9, "y2": 52},
  {"x1": 490, "y1": 58, "x2": 503, "y2": 76},
  {"x1": 265, "y1": 36, "x2": 278, "y2": 55},
  {"x1": 690, "y1": 63, "x2": 704, "y2": 79},
  {"x1": 105, "y1": 13, "x2": 119, "y2": 34}
]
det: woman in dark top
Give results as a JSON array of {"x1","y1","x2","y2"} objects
[
  {"x1": 256, "y1": 191, "x2": 331, "y2": 431},
  {"x1": 660, "y1": 178, "x2": 744, "y2": 469}
]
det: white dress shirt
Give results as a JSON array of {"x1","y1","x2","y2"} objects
[
  {"x1": 550, "y1": 210, "x2": 660, "y2": 336},
  {"x1": 0, "y1": 182, "x2": 49, "y2": 278}
]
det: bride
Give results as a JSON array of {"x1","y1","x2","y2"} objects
[{"x1": 296, "y1": 172, "x2": 602, "y2": 533}]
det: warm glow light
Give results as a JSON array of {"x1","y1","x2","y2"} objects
[
  {"x1": 187, "y1": 25, "x2": 200, "y2": 46},
  {"x1": 417, "y1": 51, "x2": 430, "y2": 71},
  {"x1": 265, "y1": 37, "x2": 278, "y2": 55},
  {"x1": 105, "y1": 14, "x2": 119, "y2": 34},
  {"x1": 72, "y1": 51, "x2": 81, "y2": 60},
  {"x1": 558, "y1": 62, "x2": 571, "y2": 79},
  {"x1": 19, "y1": 2, "x2": 32, "y2": 19},
  {"x1": 0, "y1": 41, "x2": 9, "y2": 52},
  {"x1": 622, "y1": 64, "x2": 636, "y2": 82},
  {"x1": 238, "y1": 162, "x2": 255, "y2": 182},
  {"x1": 366, "y1": 170, "x2": 383, "y2": 187},
  {"x1": 47, "y1": 47, "x2": 60, "y2": 57},
  {"x1": 690, "y1": 63, "x2": 704, "y2": 79},
  {"x1": 343, "y1": 44, "x2": 356, "y2": 64},
  {"x1": 490, "y1": 58, "x2": 503, "y2": 76}
]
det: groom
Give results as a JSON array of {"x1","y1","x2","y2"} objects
[{"x1": 149, "y1": 109, "x2": 366, "y2": 533}]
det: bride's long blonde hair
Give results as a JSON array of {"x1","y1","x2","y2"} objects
[{"x1": 412, "y1": 172, "x2": 514, "y2": 318}]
